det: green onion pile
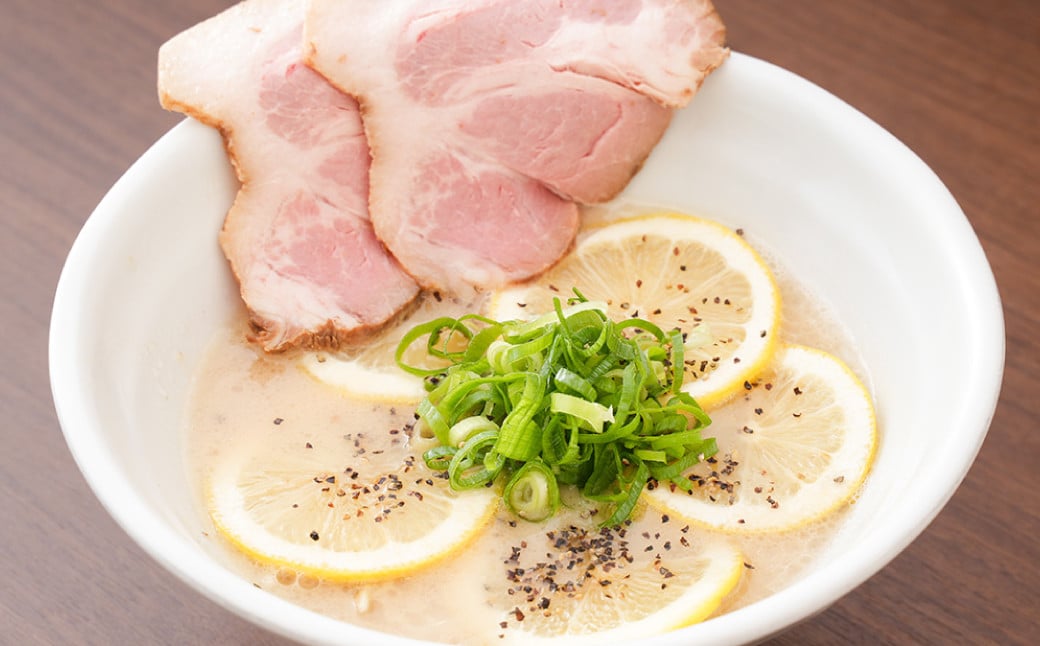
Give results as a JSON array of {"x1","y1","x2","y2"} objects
[{"x1": 396, "y1": 291, "x2": 716, "y2": 526}]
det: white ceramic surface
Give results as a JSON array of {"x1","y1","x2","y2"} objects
[{"x1": 49, "y1": 53, "x2": 1004, "y2": 645}]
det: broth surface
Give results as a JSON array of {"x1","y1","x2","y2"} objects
[{"x1": 185, "y1": 217, "x2": 870, "y2": 644}]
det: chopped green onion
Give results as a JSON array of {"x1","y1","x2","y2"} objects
[
  {"x1": 445, "y1": 429, "x2": 501, "y2": 489},
  {"x1": 634, "y1": 449, "x2": 668, "y2": 462},
  {"x1": 495, "y1": 373, "x2": 546, "y2": 461},
  {"x1": 422, "y1": 445, "x2": 456, "y2": 471},
  {"x1": 398, "y1": 289, "x2": 714, "y2": 525},
  {"x1": 503, "y1": 460, "x2": 559, "y2": 521},
  {"x1": 553, "y1": 367, "x2": 597, "y2": 400},
  {"x1": 448, "y1": 416, "x2": 499, "y2": 448},
  {"x1": 685, "y1": 323, "x2": 714, "y2": 350},
  {"x1": 549, "y1": 392, "x2": 614, "y2": 432}
]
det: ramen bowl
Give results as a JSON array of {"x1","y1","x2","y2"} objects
[{"x1": 49, "y1": 52, "x2": 1004, "y2": 644}]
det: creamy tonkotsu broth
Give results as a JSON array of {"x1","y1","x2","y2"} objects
[{"x1": 184, "y1": 219, "x2": 870, "y2": 645}]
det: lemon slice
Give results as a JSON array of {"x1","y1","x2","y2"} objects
[
  {"x1": 300, "y1": 293, "x2": 472, "y2": 403},
  {"x1": 207, "y1": 441, "x2": 498, "y2": 582},
  {"x1": 300, "y1": 349, "x2": 426, "y2": 402},
  {"x1": 492, "y1": 523, "x2": 743, "y2": 643},
  {"x1": 489, "y1": 213, "x2": 780, "y2": 409},
  {"x1": 645, "y1": 344, "x2": 877, "y2": 533}
]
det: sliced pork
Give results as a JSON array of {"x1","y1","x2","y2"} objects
[
  {"x1": 305, "y1": 0, "x2": 727, "y2": 292},
  {"x1": 158, "y1": 0, "x2": 419, "y2": 351}
]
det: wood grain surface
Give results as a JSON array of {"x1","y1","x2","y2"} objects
[{"x1": 2, "y1": 0, "x2": 1036, "y2": 643}]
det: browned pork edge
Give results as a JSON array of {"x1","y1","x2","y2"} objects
[{"x1": 158, "y1": 93, "x2": 420, "y2": 352}]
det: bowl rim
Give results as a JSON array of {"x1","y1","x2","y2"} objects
[{"x1": 49, "y1": 51, "x2": 1004, "y2": 645}]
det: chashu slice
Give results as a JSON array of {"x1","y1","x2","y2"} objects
[
  {"x1": 305, "y1": 0, "x2": 727, "y2": 293},
  {"x1": 159, "y1": 0, "x2": 419, "y2": 351}
]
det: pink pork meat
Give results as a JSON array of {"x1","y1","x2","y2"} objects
[
  {"x1": 305, "y1": 0, "x2": 728, "y2": 293},
  {"x1": 158, "y1": 0, "x2": 419, "y2": 351}
]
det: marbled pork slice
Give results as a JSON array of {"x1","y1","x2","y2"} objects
[
  {"x1": 389, "y1": 0, "x2": 728, "y2": 109},
  {"x1": 305, "y1": 0, "x2": 727, "y2": 292},
  {"x1": 158, "y1": 0, "x2": 419, "y2": 351},
  {"x1": 367, "y1": 143, "x2": 580, "y2": 292},
  {"x1": 455, "y1": 75, "x2": 673, "y2": 204}
]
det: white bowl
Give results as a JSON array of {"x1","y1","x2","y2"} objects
[{"x1": 49, "y1": 53, "x2": 1004, "y2": 645}]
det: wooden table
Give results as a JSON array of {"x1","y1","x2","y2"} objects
[{"x1": 3, "y1": 0, "x2": 1036, "y2": 643}]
